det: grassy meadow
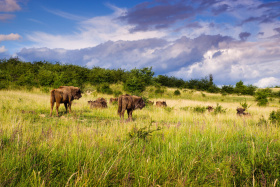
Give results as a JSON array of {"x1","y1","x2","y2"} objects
[{"x1": 1, "y1": 87, "x2": 280, "y2": 186}]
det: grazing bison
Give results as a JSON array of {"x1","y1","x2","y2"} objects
[
  {"x1": 50, "y1": 86, "x2": 82, "y2": 116},
  {"x1": 88, "y1": 98, "x2": 107, "y2": 108},
  {"x1": 236, "y1": 107, "x2": 246, "y2": 115},
  {"x1": 109, "y1": 97, "x2": 118, "y2": 104},
  {"x1": 207, "y1": 106, "x2": 214, "y2": 112},
  {"x1": 118, "y1": 94, "x2": 145, "y2": 122},
  {"x1": 156, "y1": 101, "x2": 167, "y2": 107}
]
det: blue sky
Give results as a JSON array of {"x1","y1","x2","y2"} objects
[{"x1": 1, "y1": 0, "x2": 280, "y2": 87}]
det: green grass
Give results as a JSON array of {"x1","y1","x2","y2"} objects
[{"x1": 1, "y1": 89, "x2": 280, "y2": 186}]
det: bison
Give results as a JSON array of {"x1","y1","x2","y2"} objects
[
  {"x1": 236, "y1": 107, "x2": 246, "y2": 115},
  {"x1": 206, "y1": 106, "x2": 214, "y2": 112},
  {"x1": 50, "y1": 86, "x2": 82, "y2": 116},
  {"x1": 109, "y1": 97, "x2": 118, "y2": 104},
  {"x1": 88, "y1": 98, "x2": 107, "y2": 108},
  {"x1": 156, "y1": 101, "x2": 167, "y2": 107},
  {"x1": 118, "y1": 94, "x2": 145, "y2": 122},
  {"x1": 236, "y1": 107, "x2": 251, "y2": 116}
]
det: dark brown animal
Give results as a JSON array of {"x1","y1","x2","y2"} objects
[
  {"x1": 88, "y1": 98, "x2": 107, "y2": 108},
  {"x1": 207, "y1": 106, "x2": 214, "y2": 112},
  {"x1": 156, "y1": 101, "x2": 167, "y2": 107},
  {"x1": 236, "y1": 107, "x2": 246, "y2": 115},
  {"x1": 118, "y1": 94, "x2": 145, "y2": 122},
  {"x1": 50, "y1": 86, "x2": 82, "y2": 116},
  {"x1": 109, "y1": 97, "x2": 118, "y2": 104},
  {"x1": 236, "y1": 107, "x2": 251, "y2": 116}
]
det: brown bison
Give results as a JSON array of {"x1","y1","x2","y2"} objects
[
  {"x1": 88, "y1": 98, "x2": 107, "y2": 108},
  {"x1": 156, "y1": 101, "x2": 167, "y2": 107},
  {"x1": 109, "y1": 97, "x2": 118, "y2": 104},
  {"x1": 50, "y1": 86, "x2": 82, "y2": 116},
  {"x1": 236, "y1": 107, "x2": 246, "y2": 115},
  {"x1": 236, "y1": 107, "x2": 251, "y2": 116},
  {"x1": 206, "y1": 106, "x2": 214, "y2": 112},
  {"x1": 118, "y1": 94, "x2": 145, "y2": 122}
]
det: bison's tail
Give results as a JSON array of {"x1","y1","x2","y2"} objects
[{"x1": 117, "y1": 96, "x2": 122, "y2": 115}]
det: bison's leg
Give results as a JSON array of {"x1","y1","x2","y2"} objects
[
  {"x1": 64, "y1": 103, "x2": 68, "y2": 114},
  {"x1": 127, "y1": 109, "x2": 133, "y2": 122},
  {"x1": 68, "y1": 102, "x2": 72, "y2": 113},
  {"x1": 120, "y1": 109, "x2": 126, "y2": 122},
  {"x1": 55, "y1": 101, "x2": 60, "y2": 117}
]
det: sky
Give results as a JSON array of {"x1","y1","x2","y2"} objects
[{"x1": 1, "y1": 0, "x2": 280, "y2": 87}]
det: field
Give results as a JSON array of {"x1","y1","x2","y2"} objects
[{"x1": 1, "y1": 87, "x2": 280, "y2": 186}]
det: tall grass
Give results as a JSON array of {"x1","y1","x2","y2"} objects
[{"x1": 0, "y1": 90, "x2": 280, "y2": 186}]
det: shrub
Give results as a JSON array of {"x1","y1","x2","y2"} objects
[
  {"x1": 97, "y1": 84, "x2": 113, "y2": 95},
  {"x1": 113, "y1": 90, "x2": 122, "y2": 97},
  {"x1": 174, "y1": 89, "x2": 181, "y2": 96},
  {"x1": 214, "y1": 103, "x2": 226, "y2": 114},
  {"x1": 255, "y1": 89, "x2": 269, "y2": 106},
  {"x1": 240, "y1": 99, "x2": 251, "y2": 110},
  {"x1": 128, "y1": 125, "x2": 162, "y2": 141},
  {"x1": 269, "y1": 109, "x2": 280, "y2": 124},
  {"x1": 40, "y1": 87, "x2": 50, "y2": 93},
  {"x1": 155, "y1": 88, "x2": 164, "y2": 95},
  {"x1": 201, "y1": 92, "x2": 206, "y2": 97},
  {"x1": 192, "y1": 106, "x2": 206, "y2": 113}
]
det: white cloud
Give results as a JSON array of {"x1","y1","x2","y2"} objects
[
  {"x1": 0, "y1": 0, "x2": 21, "y2": 12},
  {"x1": 25, "y1": 6, "x2": 168, "y2": 50},
  {"x1": 168, "y1": 38, "x2": 280, "y2": 85},
  {"x1": 0, "y1": 33, "x2": 21, "y2": 42},
  {"x1": 254, "y1": 77, "x2": 280, "y2": 88},
  {"x1": 0, "y1": 46, "x2": 7, "y2": 53}
]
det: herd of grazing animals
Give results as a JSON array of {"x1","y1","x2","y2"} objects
[{"x1": 50, "y1": 86, "x2": 251, "y2": 120}]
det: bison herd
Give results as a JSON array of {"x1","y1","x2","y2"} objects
[{"x1": 50, "y1": 86, "x2": 251, "y2": 121}]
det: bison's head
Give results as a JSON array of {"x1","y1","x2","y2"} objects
[
  {"x1": 72, "y1": 88, "x2": 82, "y2": 100},
  {"x1": 135, "y1": 98, "x2": 146, "y2": 110}
]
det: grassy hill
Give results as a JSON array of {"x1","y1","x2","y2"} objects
[{"x1": 0, "y1": 88, "x2": 280, "y2": 186}]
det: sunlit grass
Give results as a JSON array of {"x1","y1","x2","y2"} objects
[{"x1": 0, "y1": 89, "x2": 280, "y2": 186}]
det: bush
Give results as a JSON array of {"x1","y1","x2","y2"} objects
[
  {"x1": 113, "y1": 90, "x2": 122, "y2": 97},
  {"x1": 240, "y1": 99, "x2": 251, "y2": 110},
  {"x1": 192, "y1": 106, "x2": 206, "y2": 113},
  {"x1": 269, "y1": 109, "x2": 280, "y2": 124},
  {"x1": 255, "y1": 89, "x2": 269, "y2": 106},
  {"x1": 40, "y1": 87, "x2": 50, "y2": 93},
  {"x1": 155, "y1": 88, "x2": 164, "y2": 96},
  {"x1": 174, "y1": 89, "x2": 181, "y2": 96},
  {"x1": 97, "y1": 84, "x2": 113, "y2": 95},
  {"x1": 214, "y1": 103, "x2": 226, "y2": 114}
]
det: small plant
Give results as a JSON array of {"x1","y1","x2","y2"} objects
[
  {"x1": 40, "y1": 87, "x2": 50, "y2": 93},
  {"x1": 164, "y1": 107, "x2": 173, "y2": 113},
  {"x1": 180, "y1": 106, "x2": 190, "y2": 111},
  {"x1": 128, "y1": 125, "x2": 162, "y2": 141},
  {"x1": 269, "y1": 109, "x2": 280, "y2": 124},
  {"x1": 257, "y1": 116, "x2": 268, "y2": 126},
  {"x1": 155, "y1": 88, "x2": 164, "y2": 96},
  {"x1": 240, "y1": 99, "x2": 252, "y2": 110},
  {"x1": 192, "y1": 106, "x2": 206, "y2": 113},
  {"x1": 174, "y1": 89, "x2": 181, "y2": 96},
  {"x1": 214, "y1": 103, "x2": 226, "y2": 114},
  {"x1": 201, "y1": 92, "x2": 206, "y2": 97}
]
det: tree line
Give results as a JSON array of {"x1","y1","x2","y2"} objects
[{"x1": 0, "y1": 57, "x2": 278, "y2": 97}]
